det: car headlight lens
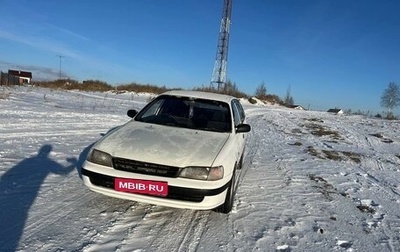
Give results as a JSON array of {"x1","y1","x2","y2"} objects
[
  {"x1": 87, "y1": 149, "x2": 113, "y2": 167},
  {"x1": 179, "y1": 166, "x2": 224, "y2": 181}
]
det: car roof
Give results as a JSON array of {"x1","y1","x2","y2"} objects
[{"x1": 161, "y1": 90, "x2": 236, "y2": 103}]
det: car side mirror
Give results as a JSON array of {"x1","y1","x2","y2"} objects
[
  {"x1": 127, "y1": 109, "x2": 138, "y2": 118},
  {"x1": 236, "y1": 123, "x2": 251, "y2": 133}
]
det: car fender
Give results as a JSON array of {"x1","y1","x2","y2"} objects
[{"x1": 211, "y1": 133, "x2": 242, "y2": 180}]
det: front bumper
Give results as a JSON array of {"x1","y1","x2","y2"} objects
[{"x1": 81, "y1": 167, "x2": 229, "y2": 210}]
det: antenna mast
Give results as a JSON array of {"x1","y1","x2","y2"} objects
[
  {"x1": 58, "y1": 55, "x2": 65, "y2": 79},
  {"x1": 211, "y1": 0, "x2": 232, "y2": 92}
]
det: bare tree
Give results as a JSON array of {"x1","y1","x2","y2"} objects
[
  {"x1": 381, "y1": 82, "x2": 400, "y2": 116},
  {"x1": 255, "y1": 81, "x2": 267, "y2": 99},
  {"x1": 284, "y1": 85, "x2": 294, "y2": 106}
]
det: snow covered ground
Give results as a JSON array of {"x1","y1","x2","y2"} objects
[{"x1": 1, "y1": 86, "x2": 400, "y2": 252}]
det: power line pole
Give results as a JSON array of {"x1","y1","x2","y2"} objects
[
  {"x1": 58, "y1": 55, "x2": 65, "y2": 79},
  {"x1": 211, "y1": 0, "x2": 232, "y2": 92}
]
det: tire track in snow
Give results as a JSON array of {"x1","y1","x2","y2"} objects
[
  {"x1": 180, "y1": 211, "x2": 212, "y2": 252},
  {"x1": 19, "y1": 190, "x2": 96, "y2": 238},
  {"x1": 228, "y1": 111, "x2": 306, "y2": 250},
  {"x1": 356, "y1": 165, "x2": 400, "y2": 198},
  {"x1": 80, "y1": 204, "x2": 212, "y2": 252},
  {"x1": 158, "y1": 210, "x2": 211, "y2": 252},
  {"x1": 14, "y1": 189, "x2": 112, "y2": 251},
  {"x1": 80, "y1": 202, "x2": 153, "y2": 252},
  {"x1": 130, "y1": 208, "x2": 210, "y2": 252}
]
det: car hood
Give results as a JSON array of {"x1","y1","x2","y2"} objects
[{"x1": 94, "y1": 121, "x2": 229, "y2": 167}]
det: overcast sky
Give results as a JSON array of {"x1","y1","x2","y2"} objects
[{"x1": 1, "y1": 0, "x2": 399, "y2": 112}]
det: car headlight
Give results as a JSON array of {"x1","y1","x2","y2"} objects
[
  {"x1": 87, "y1": 149, "x2": 113, "y2": 167},
  {"x1": 179, "y1": 166, "x2": 224, "y2": 181}
]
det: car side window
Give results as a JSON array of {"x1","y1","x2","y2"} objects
[
  {"x1": 231, "y1": 101, "x2": 241, "y2": 126},
  {"x1": 235, "y1": 100, "x2": 245, "y2": 122},
  {"x1": 232, "y1": 100, "x2": 245, "y2": 125}
]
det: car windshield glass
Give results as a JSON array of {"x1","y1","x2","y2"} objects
[{"x1": 135, "y1": 95, "x2": 232, "y2": 132}]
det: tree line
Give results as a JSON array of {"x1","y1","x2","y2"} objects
[
  {"x1": 33, "y1": 79, "x2": 292, "y2": 106},
  {"x1": 33, "y1": 78, "x2": 400, "y2": 119}
]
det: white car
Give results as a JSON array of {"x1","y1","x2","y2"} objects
[{"x1": 81, "y1": 90, "x2": 251, "y2": 213}]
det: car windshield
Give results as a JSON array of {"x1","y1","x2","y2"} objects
[{"x1": 135, "y1": 95, "x2": 232, "y2": 132}]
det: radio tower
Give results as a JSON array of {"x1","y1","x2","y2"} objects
[{"x1": 211, "y1": 0, "x2": 232, "y2": 92}]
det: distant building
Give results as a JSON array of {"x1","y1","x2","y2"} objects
[
  {"x1": 8, "y1": 69, "x2": 33, "y2": 84},
  {"x1": 327, "y1": 108, "x2": 344, "y2": 114},
  {"x1": 288, "y1": 105, "x2": 306, "y2": 110}
]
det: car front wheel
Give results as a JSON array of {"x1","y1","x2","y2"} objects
[{"x1": 215, "y1": 166, "x2": 236, "y2": 214}]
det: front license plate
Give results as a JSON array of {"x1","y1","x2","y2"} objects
[{"x1": 114, "y1": 178, "x2": 168, "y2": 196}]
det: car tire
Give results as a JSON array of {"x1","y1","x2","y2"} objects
[
  {"x1": 237, "y1": 152, "x2": 244, "y2": 170},
  {"x1": 215, "y1": 166, "x2": 236, "y2": 214}
]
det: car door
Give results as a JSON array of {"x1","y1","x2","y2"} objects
[{"x1": 231, "y1": 99, "x2": 246, "y2": 163}]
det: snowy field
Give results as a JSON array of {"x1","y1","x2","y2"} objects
[{"x1": 1, "y1": 86, "x2": 400, "y2": 252}]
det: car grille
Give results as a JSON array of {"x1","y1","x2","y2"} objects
[
  {"x1": 82, "y1": 169, "x2": 205, "y2": 202},
  {"x1": 112, "y1": 158, "x2": 180, "y2": 178}
]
